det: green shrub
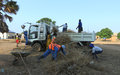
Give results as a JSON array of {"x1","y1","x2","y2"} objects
[{"x1": 117, "y1": 32, "x2": 120, "y2": 39}]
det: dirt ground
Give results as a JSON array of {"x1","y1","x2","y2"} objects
[
  {"x1": 0, "y1": 39, "x2": 120, "y2": 75},
  {"x1": 86, "y1": 44, "x2": 120, "y2": 75}
]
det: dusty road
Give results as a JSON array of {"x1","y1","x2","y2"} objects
[
  {"x1": 0, "y1": 40, "x2": 24, "y2": 54},
  {"x1": 90, "y1": 44, "x2": 120, "y2": 75},
  {"x1": 0, "y1": 40, "x2": 120, "y2": 75},
  {"x1": 0, "y1": 41, "x2": 24, "y2": 66}
]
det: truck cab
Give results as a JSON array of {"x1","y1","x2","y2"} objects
[{"x1": 27, "y1": 23, "x2": 54, "y2": 51}]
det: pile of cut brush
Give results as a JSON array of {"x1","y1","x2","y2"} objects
[
  {"x1": 8, "y1": 33, "x2": 92, "y2": 75},
  {"x1": 39, "y1": 33, "x2": 92, "y2": 75},
  {"x1": 55, "y1": 33, "x2": 71, "y2": 45}
]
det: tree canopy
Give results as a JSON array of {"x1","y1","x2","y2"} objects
[
  {"x1": 0, "y1": 22, "x2": 8, "y2": 33},
  {"x1": 36, "y1": 17, "x2": 56, "y2": 25},
  {"x1": 117, "y1": 32, "x2": 120, "y2": 39},
  {"x1": 97, "y1": 28, "x2": 113, "y2": 39},
  {"x1": 0, "y1": 0, "x2": 19, "y2": 33},
  {"x1": 96, "y1": 32, "x2": 101, "y2": 36}
]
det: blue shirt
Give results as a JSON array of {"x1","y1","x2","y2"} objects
[
  {"x1": 92, "y1": 46, "x2": 102, "y2": 53},
  {"x1": 77, "y1": 21, "x2": 82, "y2": 28},
  {"x1": 24, "y1": 31, "x2": 28, "y2": 45}
]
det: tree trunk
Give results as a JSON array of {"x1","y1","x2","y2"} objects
[{"x1": 2, "y1": 33, "x2": 4, "y2": 39}]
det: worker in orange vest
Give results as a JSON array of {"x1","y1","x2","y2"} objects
[{"x1": 38, "y1": 41, "x2": 66, "y2": 61}]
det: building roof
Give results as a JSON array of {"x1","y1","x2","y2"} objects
[{"x1": 9, "y1": 30, "x2": 15, "y2": 33}]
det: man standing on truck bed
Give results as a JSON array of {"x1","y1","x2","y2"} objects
[
  {"x1": 76, "y1": 19, "x2": 83, "y2": 33},
  {"x1": 63, "y1": 23, "x2": 68, "y2": 32},
  {"x1": 59, "y1": 23, "x2": 68, "y2": 32}
]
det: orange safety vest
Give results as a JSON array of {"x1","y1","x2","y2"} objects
[
  {"x1": 49, "y1": 44, "x2": 55, "y2": 50},
  {"x1": 49, "y1": 43, "x2": 61, "y2": 51},
  {"x1": 55, "y1": 44, "x2": 61, "y2": 50}
]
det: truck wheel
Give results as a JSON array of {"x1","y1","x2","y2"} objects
[{"x1": 32, "y1": 43, "x2": 42, "y2": 52}]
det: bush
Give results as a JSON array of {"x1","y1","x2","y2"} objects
[{"x1": 117, "y1": 32, "x2": 120, "y2": 39}]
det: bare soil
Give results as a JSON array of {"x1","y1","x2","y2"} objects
[{"x1": 0, "y1": 40, "x2": 120, "y2": 75}]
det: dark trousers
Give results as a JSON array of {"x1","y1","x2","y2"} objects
[
  {"x1": 38, "y1": 46, "x2": 66, "y2": 60},
  {"x1": 78, "y1": 27, "x2": 83, "y2": 33},
  {"x1": 63, "y1": 28, "x2": 67, "y2": 32},
  {"x1": 93, "y1": 50, "x2": 103, "y2": 59}
]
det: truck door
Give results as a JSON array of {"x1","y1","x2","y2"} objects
[{"x1": 29, "y1": 25, "x2": 39, "y2": 39}]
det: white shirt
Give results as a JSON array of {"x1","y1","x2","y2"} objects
[
  {"x1": 63, "y1": 24, "x2": 67, "y2": 28},
  {"x1": 92, "y1": 46, "x2": 102, "y2": 53}
]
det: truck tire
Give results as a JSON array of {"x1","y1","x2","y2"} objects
[{"x1": 32, "y1": 43, "x2": 42, "y2": 52}]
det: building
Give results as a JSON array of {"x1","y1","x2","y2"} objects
[
  {"x1": 0, "y1": 30, "x2": 16, "y2": 39},
  {"x1": 111, "y1": 33, "x2": 118, "y2": 41},
  {"x1": 96, "y1": 33, "x2": 118, "y2": 41}
]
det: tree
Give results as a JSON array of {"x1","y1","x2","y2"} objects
[
  {"x1": 98, "y1": 28, "x2": 113, "y2": 39},
  {"x1": 96, "y1": 32, "x2": 101, "y2": 36},
  {"x1": 36, "y1": 17, "x2": 56, "y2": 25},
  {"x1": 0, "y1": 0, "x2": 19, "y2": 35},
  {"x1": 0, "y1": 22, "x2": 8, "y2": 33},
  {"x1": 117, "y1": 32, "x2": 120, "y2": 39}
]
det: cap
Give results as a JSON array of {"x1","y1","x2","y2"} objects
[{"x1": 89, "y1": 44, "x2": 94, "y2": 47}]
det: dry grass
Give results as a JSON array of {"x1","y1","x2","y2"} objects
[
  {"x1": 55, "y1": 34, "x2": 71, "y2": 45},
  {"x1": 37, "y1": 45, "x2": 91, "y2": 75},
  {"x1": 1, "y1": 34, "x2": 92, "y2": 75},
  {"x1": 36, "y1": 34, "x2": 92, "y2": 75},
  {"x1": 52, "y1": 27, "x2": 59, "y2": 33},
  {"x1": 11, "y1": 34, "x2": 91, "y2": 75},
  {"x1": 67, "y1": 29, "x2": 76, "y2": 33},
  {"x1": 1, "y1": 39, "x2": 120, "y2": 75}
]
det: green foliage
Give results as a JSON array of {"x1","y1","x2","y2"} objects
[
  {"x1": 0, "y1": 0, "x2": 19, "y2": 33},
  {"x1": 117, "y1": 32, "x2": 120, "y2": 39},
  {"x1": 0, "y1": 22, "x2": 8, "y2": 33},
  {"x1": 96, "y1": 32, "x2": 101, "y2": 36},
  {"x1": 98, "y1": 28, "x2": 113, "y2": 39},
  {"x1": 36, "y1": 17, "x2": 56, "y2": 25}
]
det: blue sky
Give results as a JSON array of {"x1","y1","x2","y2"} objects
[{"x1": 7, "y1": 0, "x2": 120, "y2": 33}]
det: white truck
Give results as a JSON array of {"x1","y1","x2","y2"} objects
[
  {"x1": 27, "y1": 23, "x2": 57, "y2": 51},
  {"x1": 27, "y1": 23, "x2": 96, "y2": 51},
  {"x1": 60, "y1": 32, "x2": 96, "y2": 46}
]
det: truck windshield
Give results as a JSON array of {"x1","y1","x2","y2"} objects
[{"x1": 29, "y1": 25, "x2": 38, "y2": 39}]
